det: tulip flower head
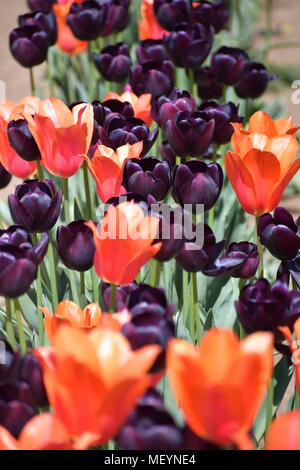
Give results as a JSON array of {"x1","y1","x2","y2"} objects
[
  {"x1": 104, "y1": 88, "x2": 153, "y2": 126},
  {"x1": 225, "y1": 111, "x2": 300, "y2": 215},
  {"x1": 53, "y1": 2, "x2": 87, "y2": 55},
  {"x1": 139, "y1": 0, "x2": 168, "y2": 40}
]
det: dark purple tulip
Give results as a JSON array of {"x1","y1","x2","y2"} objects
[
  {"x1": 0, "y1": 399, "x2": 35, "y2": 438},
  {"x1": 8, "y1": 179, "x2": 62, "y2": 233},
  {"x1": 9, "y1": 25, "x2": 49, "y2": 68},
  {"x1": 165, "y1": 110, "x2": 215, "y2": 158},
  {"x1": 225, "y1": 242, "x2": 259, "y2": 279},
  {"x1": 8, "y1": 120, "x2": 41, "y2": 162},
  {"x1": 154, "y1": 0, "x2": 191, "y2": 31},
  {"x1": 98, "y1": 116, "x2": 158, "y2": 157},
  {"x1": 234, "y1": 62, "x2": 276, "y2": 99},
  {"x1": 18, "y1": 10, "x2": 57, "y2": 46},
  {"x1": 19, "y1": 353, "x2": 48, "y2": 408},
  {"x1": 151, "y1": 88, "x2": 196, "y2": 129},
  {"x1": 211, "y1": 46, "x2": 249, "y2": 86},
  {"x1": 154, "y1": 207, "x2": 185, "y2": 262},
  {"x1": 57, "y1": 220, "x2": 95, "y2": 272},
  {"x1": 101, "y1": 0, "x2": 131, "y2": 36},
  {"x1": 123, "y1": 157, "x2": 172, "y2": 201},
  {"x1": 173, "y1": 160, "x2": 223, "y2": 212},
  {"x1": 130, "y1": 60, "x2": 174, "y2": 98},
  {"x1": 102, "y1": 99, "x2": 134, "y2": 125},
  {"x1": 101, "y1": 282, "x2": 138, "y2": 311},
  {"x1": 67, "y1": 0, "x2": 108, "y2": 41},
  {"x1": 27, "y1": 0, "x2": 56, "y2": 12},
  {"x1": 93, "y1": 43, "x2": 131, "y2": 83},
  {"x1": 235, "y1": 279, "x2": 300, "y2": 342},
  {"x1": 198, "y1": 101, "x2": 243, "y2": 145},
  {"x1": 163, "y1": 22, "x2": 214, "y2": 69},
  {"x1": 258, "y1": 207, "x2": 300, "y2": 261},
  {"x1": 159, "y1": 140, "x2": 176, "y2": 167},
  {"x1": 192, "y1": 0, "x2": 229, "y2": 33},
  {"x1": 136, "y1": 39, "x2": 169, "y2": 64},
  {"x1": 194, "y1": 66, "x2": 223, "y2": 100},
  {"x1": 0, "y1": 164, "x2": 12, "y2": 190}
]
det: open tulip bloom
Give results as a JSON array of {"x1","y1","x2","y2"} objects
[{"x1": 2, "y1": 0, "x2": 300, "y2": 453}]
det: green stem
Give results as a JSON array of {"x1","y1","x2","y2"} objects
[
  {"x1": 29, "y1": 68, "x2": 36, "y2": 96},
  {"x1": 91, "y1": 269, "x2": 99, "y2": 303},
  {"x1": 192, "y1": 272, "x2": 202, "y2": 342},
  {"x1": 265, "y1": 377, "x2": 274, "y2": 437},
  {"x1": 295, "y1": 390, "x2": 300, "y2": 410},
  {"x1": 83, "y1": 162, "x2": 93, "y2": 220},
  {"x1": 80, "y1": 271, "x2": 85, "y2": 299},
  {"x1": 63, "y1": 178, "x2": 71, "y2": 223},
  {"x1": 13, "y1": 300, "x2": 27, "y2": 354},
  {"x1": 5, "y1": 298, "x2": 16, "y2": 350},
  {"x1": 183, "y1": 270, "x2": 189, "y2": 326},
  {"x1": 154, "y1": 261, "x2": 161, "y2": 286},
  {"x1": 187, "y1": 68, "x2": 194, "y2": 95},
  {"x1": 48, "y1": 240, "x2": 59, "y2": 309},
  {"x1": 47, "y1": 58, "x2": 54, "y2": 96},
  {"x1": 32, "y1": 233, "x2": 45, "y2": 346},
  {"x1": 109, "y1": 284, "x2": 117, "y2": 313},
  {"x1": 36, "y1": 160, "x2": 44, "y2": 180},
  {"x1": 255, "y1": 217, "x2": 264, "y2": 278}
]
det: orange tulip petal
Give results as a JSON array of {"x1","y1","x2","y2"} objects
[
  {"x1": 266, "y1": 411, "x2": 300, "y2": 450},
  {"x1": 248, "y1": 111, "x2": 277, "y2": 138}
]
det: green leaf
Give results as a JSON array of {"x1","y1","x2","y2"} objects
[{"x1": 212, "y1": 278, "x2": 239, "y2": 328}]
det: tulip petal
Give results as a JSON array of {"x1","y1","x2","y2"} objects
[
  {"x1": 248, "y1": 111, "x2": 277, "y2": 138},
  {"x1": 266, "y1": 411, "x2": 300, "y2": 450}
]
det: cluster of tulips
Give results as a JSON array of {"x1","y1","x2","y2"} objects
[{"x1": 1, "y1": 0, "x2": 300, "y2": 451}]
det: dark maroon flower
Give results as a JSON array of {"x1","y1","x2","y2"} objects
[
  {"x1": 225, "y1": 242, "x2": 259, "y2": 279},
  {"x1": 192, "y1": 0, "x2": 229, "y2": 33},
  {"x1": 194, "y1": 66, "x2": 223, "y2": 100},
  {"x1": 234, "y1": 62, "x2": 276, "y2": 99},
  {"x1": 8, "y1": 179, "x2": 62, "y2": 233},
  {"x1": 154, "y1": 207, "x2": 185, "y2": 262},
  {"x1": 18, "y1": 10, "x2": 57, "y2": 45},
  {"x1": 19, "y1": 353, "x2": 48, "y2": 408},
  {"x1": 163, "y1": 22, "x2": 214, "y2": 69},
  {"x1": 101, "y1": 282, "x2": 138, "y2": 311},
  {"x1": 8, "y1": 119, "x2": 41, "y2": 162},
  {"x1": 57, "y1": 220, "x2": 95, "y2": 272},
  {"x1": 67, "y1": 0, "x2": 108, "y2": 41},
  {"x1": 93, "y1": 43, "x2": 131, "y2": 83},
  {"x1": 130, "y1": 60, "x2": 174, "y2": 98},
  {"x1": 211, "y1": 46, "x2": 249, "y2": 86},
  {"x1": 198, "y1": 101, "x2": 243, "y2": 145},
  {"x1": 159, "y1": 140, "x2": 176, "y2": 167},
  {"x1": 101, "y1": 0, "x2": 131, "y2": 36},
  {"x1": 0, "y1": 164, "x2": 12, "y2": 190},
  {"x1": 9, "y1": 25, "x2": 49, "y2": 68},
  {"x1": 27, "y1": 0, "x2": 56, "y2": 12},
  {"x1": 0, "y1": 399, "x2": 35, "y2": 438},
  {"x1": 136, "y1": 39, "x2": 169, "y2": 64},
  {"x1": 154, "y1": 0, "x2": 192, "y2": 31},
  {"x1": 151, "y1": 88, "x2": 196, "y2": 129}
]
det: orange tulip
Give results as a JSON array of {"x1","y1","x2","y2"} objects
[
  {"x1": 265, "y1": 411, "x2": 300, "y2": 450},
  {"x1": 139, "y1": 0, "x2": 168, "y2": 40},
  {"x1": 84, "y1": 142, "x2": 143, "y2": 202},
  {"x1": 86, "y1": 201, "x2": 162, "y2": 285},
  {"x1": 279, "y1": 317, "x2": 300, "y2": 394},
  {"x1": 104, "y1": 88, "x2": 153, "y2": 127},
  {"x1": 167, "y1": 329, "x2": 273, "y2": 449},
  {"x1": 34, "y1": 325, "x2": 160, "y2": 446},
  {"x1": 0, "y1": 98, "x2": 40, "y2": 178},
  {"x1": 40, "y1": 300, "x2": 131, "y2": 342},
  {"x1": 225, "y1": 111, "x2": 300, "y2": 215},
  {"x1": 53, "y1": 2, "x2": 87, "y2": 56},
  {"x1": 26, "y1": 98, "x2": 93, "y2": 177}
]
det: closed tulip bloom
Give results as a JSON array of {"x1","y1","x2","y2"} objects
[
  {"x1": 93, "y1": 43, "x2": 131, "y2": 83},
  {"x1": 136, "y1": 39, "x2": 169, "y2": 64},
  {"x1": 154, "y1": 0, "x2": 191, "y2": 31},
  {"x1": 57, "y1": 220, "x2": 95, "y2": 271},
  {"x1": 101, "y1": 0, "x2": 131, "y2": 36},
  {"x1": 67, "y1": 1, "x2": 107, "y2": 41},
  {"x1": 105, "y1": 87, "x2": 153, "y2": 126},
  {"x1": 258, "y1": 207, "x2": 300, "y2": 261},
  {"x1": 8, "y1": 119, "x2": 41, "y2": 162},
  {"x1": 130, "y1": 60, "x2": 174, "y2": 98},
  {"x1": 265, "y1": 412, "x2": 300, "y2": 450},
  {"x1": 165, "y1": 111, "x2": 215, "y2": 158},
  {"x1": 173, "y1": 161, "x2": 223, "y2": 212},
  {"x1": 27, "y1": 0, "x2": 57, "y2": 12},
  {"x1": 87, "y1": 201, "x2": 161, "y2": 285},
  {"x1": 167, "y1": 329, "x2": 273, "y2": 449},
  {"x1": 138, "y1": 0, "x2": 168, "y2": 40},
  {"x1": 192, "y1": 0, "x2": 229, "y2": 33},
  {"x1": 194, "y1": 66, "x2": 223, "y2": 101},
  {"x1": 198, "y1": 101, "x2": 243, "y2": 145},
  {"x1": 224, "y1": 242, "x2": 259, "y2": 279},
  {"x1": 164, "y1": 23, "x2": 213, "y2": 70},
  {"x1": 235, "y1": 62, "x2": 276, "y2": 99},
  {"x1": 151, "y1": 88, "x2": 196, "y2": 129},
  {"x1": 102, "y1": 282, "x2": 138, "y2": 311},
  {"x1": 123, "y1": 157, "x2": 172, "y2": 201},
  {"x1": 8, "y1": 179, "x2": 62, "y2": 233},
  {"x1": 53, "y1": 3, "x2": 87, "y2": 56},
  {"x1": 9, "y1": 26, "x2": 49, "y2": 68},
  {"x1": 225, "y1": 111, "x2": 300, "y2": 216},
  {"x1": 0, "y1": 164, "x2": 11, "y2": 190},
  {"x1": 18, "y1": 10, "x2": 58, "y2": 46},
  {"x1": 34, "y1": 325, "x2": 160, "y2": 446},
  {"x1": 211, "y1": 46, "x2": 249, "y2": 86},
  {"x1": 84, "y1": 142, "x2": 143, "y2": 202},
  {"x1": 160, "y1": 140, "x2": 176, "y2": 167},
  {"x1": 25, "y1": 98, "x2": 94, "y2": 177}
]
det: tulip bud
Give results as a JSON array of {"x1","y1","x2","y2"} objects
[
  {"x1": 57, "y1": 220, "x2": 96, "y2": 272},
  {"x1": 27, "y1": 0, "x2": 56, "y2": 13},
  {"x1": 123, "y1": 157, "x2": 172, "y2": 201},
  {"x1": 235, "y1": 279, "x2": 300, "y2": 342},
  {"x1": 163, "y1": 23, "x2": 214, "y2": 69},
  {"x1": 9, "y1": 25, "x2": 49, "y2": 68},
  {"x1": 136, "y1": 39, "x2": 169, "y2": 64},
  {"x1": 130, "y1": 60, "x2": 174, "y2": 98},
  {"x1": 8, "y1": 120, "x2": 41, "y2": 162},
  {"x1": 0, "y1": 164, "x2": 12, "y2": 190},
  {"x1": 224, "y1": 242, "x2": 259, "y2": 279},
  {"x1": 198, "y1": 101, "x2": 243, "y2": 145},
  {"x1": 194, "y1": 66, "x2": 223, "y2": 100},
  {"x1": 153, "y1": 0, "x2": 191, "y2": 31},
  {"x1": 258, "y1": 207, "x2": 300, "y2": 261},
  {"x1": 192, "y1": 0, "x2": 229, "y2": 33},
  {"x1": 18, "y1": 10, "x2": 57, "y2": 46},
  {"x1": 8, "y1": 179, "x2": 62, "y2": 233},
  {"x1": 159, "y1": 140, "x2": 176, "y2": 167},
  {"x1": 211, "y1": 46, "x2": 249, "y2": 86},
  {"x1": 102, "y1": 0, "x2": 131, "y2": 36},
  {"x1": 234, "y1": 62, "x2": 276, "y2": 99},
  {"x1": 101, "y1": 282, "x2": 138, "y2": 311},
  {"x1": 165, "y1": 110, "x2": 215, "y2": 158},
  {"x1": 93, "y1": 43, "x2": 131, "y2": 83},
  {"x1": 173, "y1": 160, "x2": 223, "y2": 212},
  {"x1": 151, "y1": 88, "x2": 197, "y2": 129},
  {"x1": 67, "y1": 0, "x2": 108, "y2": 41}
]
